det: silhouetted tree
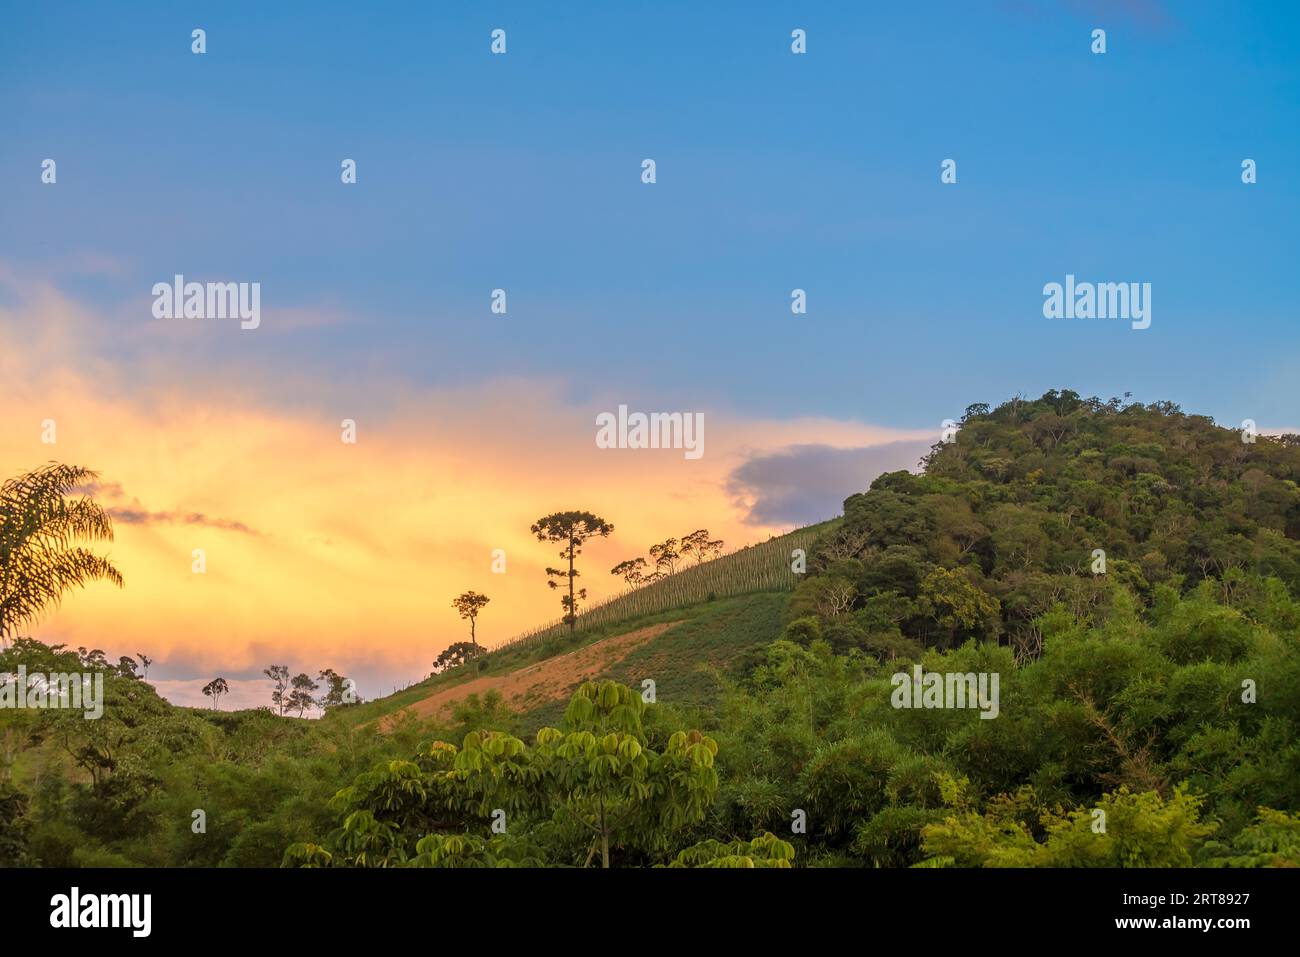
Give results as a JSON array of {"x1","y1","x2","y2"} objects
[
  {"x1": 202, "y1": 677, "x2": 229, "y2": 710},
  {"x1": 649, "y1": 538, "x2": 680, "y2": 576},
  {"x1": 531, "y1": 511, "x2": 614, "y2": 633},
  {"x1": 288, "y1": 672, "x2": 319, "y2": 717},
  {"x1": 611, "y1": 558, "x2": 649, "y2": 586},
  {"x1": 317, "y1": 668, "x2": 357, "y2": 708},
  {"x1": 0, "y1": 464, "x2": 123, "y2": 639},
  {"x1": 451, "y1": 590, "x2": 491, "y2": 653},
  {"x1": 432, "y1": 641, "x2": 478, "y2": 674},
  {"x1": 264, "y1": 665, "x2": 290, "y2": 715},
  {"x1": 680, "y1": 529, "x2": 724, "y2": 563}
]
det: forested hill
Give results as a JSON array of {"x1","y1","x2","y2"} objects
[{"x1": 795, "y1": 390, "x2": 1300, "y2": 662}]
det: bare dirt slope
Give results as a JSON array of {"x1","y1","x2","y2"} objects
[{"x1": 391, "y1": 621, "x2": 682, "y2": 724}]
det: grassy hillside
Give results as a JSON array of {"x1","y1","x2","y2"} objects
[
  {"x1": 333, "y1": 522, "x2": 834, "y2": 730},
  {"x1": 508, "y1": 592, "x2": 789, "y2": 735},
  {"x1": 336, "y1": 592, "x2": 790, "y2": 733},
  {"x1": 494, "y1": 521, "x2": 834, "y2": 653}
]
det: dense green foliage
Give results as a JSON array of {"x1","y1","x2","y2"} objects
[
  {"x1": 0, "y1": 639, "x2": 414, "y2": 866},
  {"x1": 285, "y1": 680, "x2": 727, "y2": 868},
  {"x1": 710, "y1": 584, "x2": 1299, "y2": 866},
  {"x1": 797, "y1": 391, "x2": 1300, "y2": 661}
]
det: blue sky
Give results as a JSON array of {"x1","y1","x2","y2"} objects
[
  {"x1": 2, "y1": 1, "x2": 1298, "y2": 701},
  {"x1": 3, "y1": 0, "x2": 1298, "y2": 428}
]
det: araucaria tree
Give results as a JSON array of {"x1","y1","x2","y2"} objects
[
  {"x1": 531, "y1": 511, "x2": 614, "y2": 633},
  {"x1": 0, "y1": 464, "x2": 124, "y2": 639},
  {"x1": 451, "y1": 590, "x2": 490, "y2": 653}
]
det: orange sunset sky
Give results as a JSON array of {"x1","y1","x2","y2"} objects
[{"x1": 1, "y1": 266, "x2": 933, "y2": 708}]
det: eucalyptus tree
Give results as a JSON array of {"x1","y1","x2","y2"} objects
[
  {"x1": 202, "y1": 677, "x2": 229, "y2": 710},
  {"x1": 610, "y1": 558, "x2": 648, "y2": 586}
]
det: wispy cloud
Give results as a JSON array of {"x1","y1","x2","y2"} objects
[
  {"x1": 107, "y1": 508, "x2": 258, "y2": 535},
  {"x1": 77, "y1": 480, "x2": 259, "y2": 535}
]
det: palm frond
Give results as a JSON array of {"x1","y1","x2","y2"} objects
[{"x1": 0, "y1": 463, "x2": 124, "y2": 638}]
